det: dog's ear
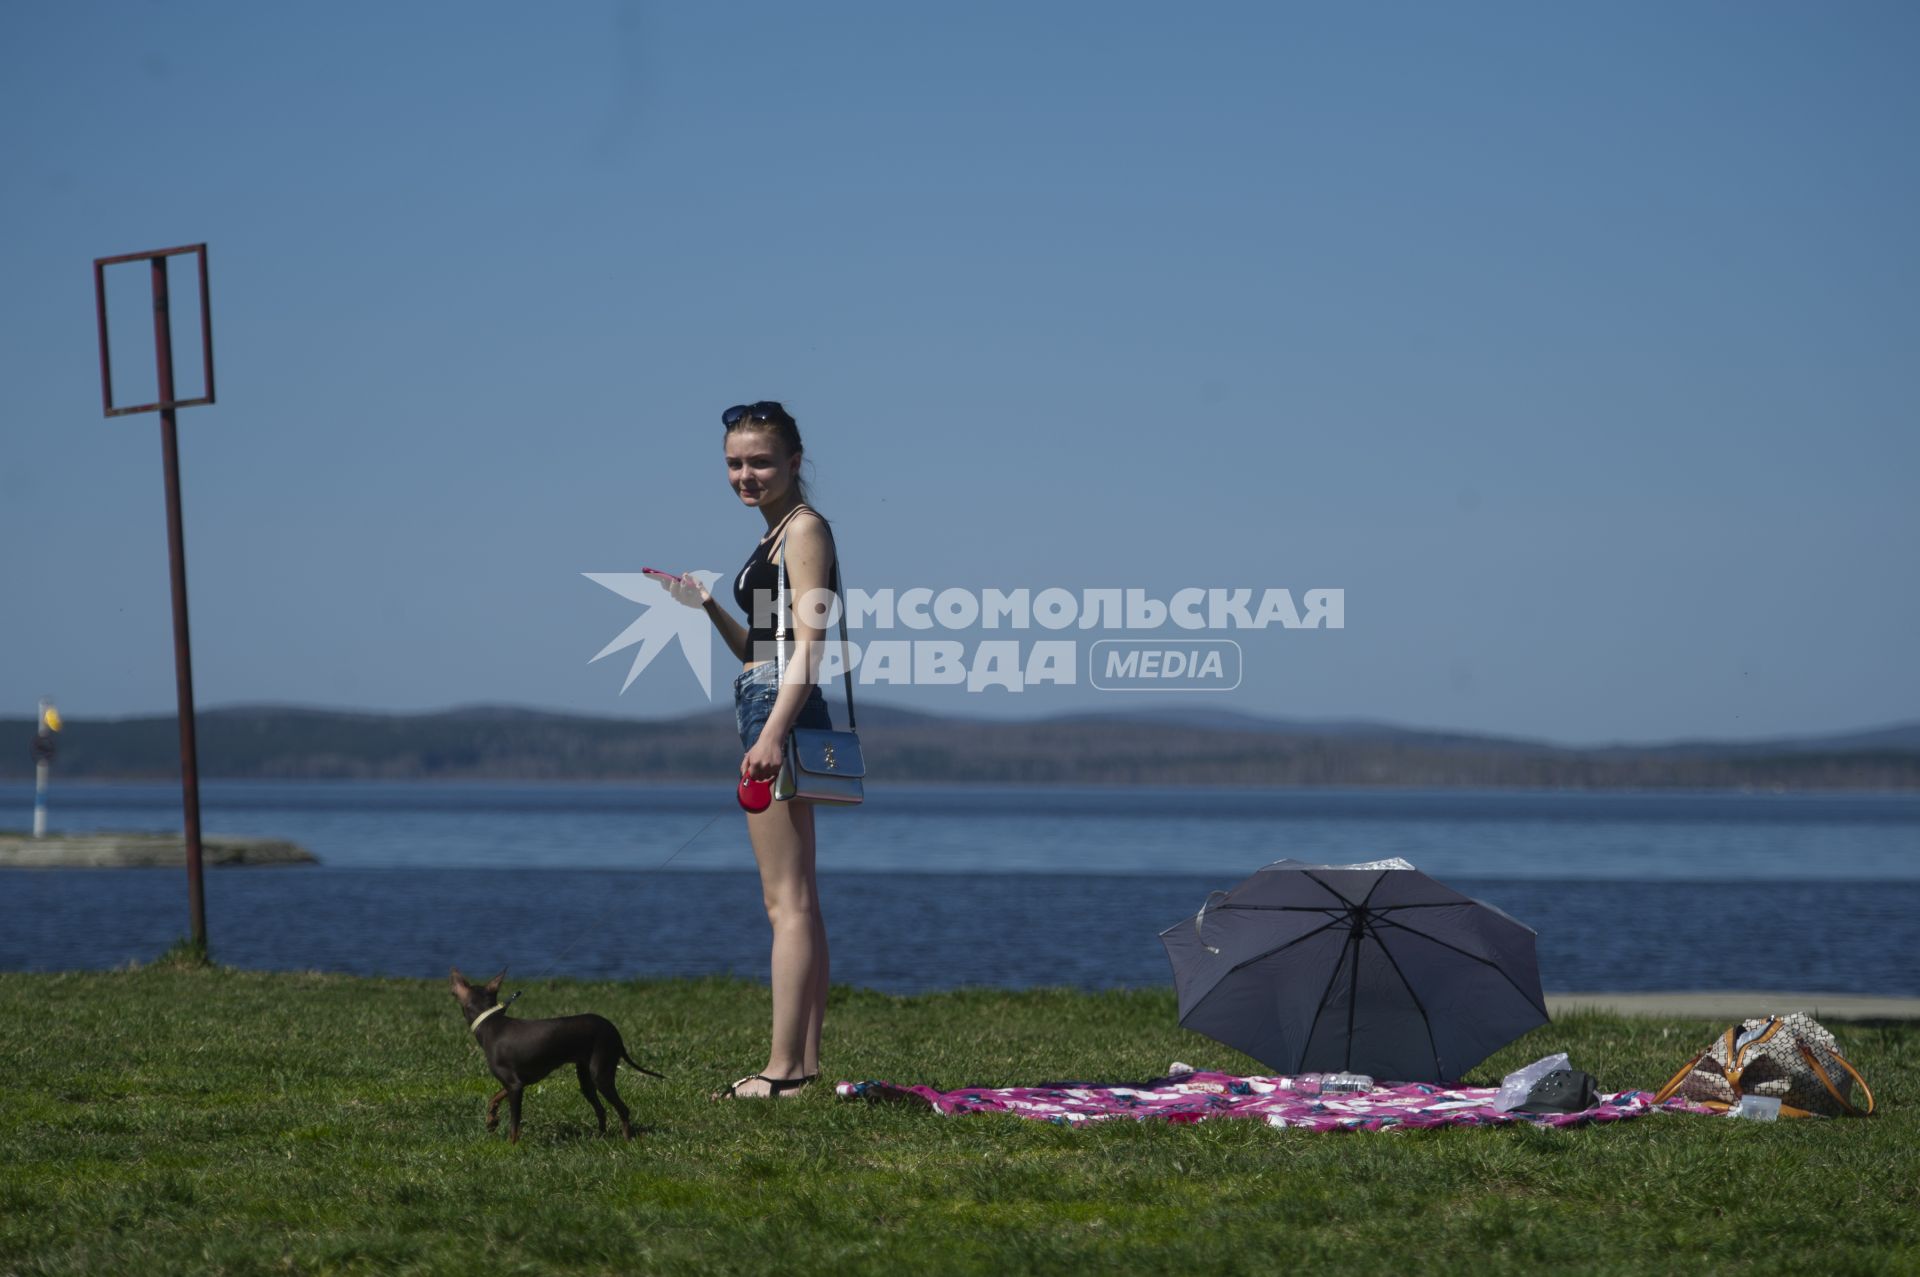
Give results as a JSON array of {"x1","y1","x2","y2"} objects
[
  {"x1": 450, "y1": 966, "x2": 468, "y2": 991},
  {"x1": 484, "y1": 967, "x2": 506, "y2": 994}
]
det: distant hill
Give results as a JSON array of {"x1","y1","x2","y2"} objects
[
  {"x1": 1033, "y1": 705, "x2": 1920, "y2": 753},
  {"x1": 4, "y1": 704, "x2": 1917, "y2": 789},
  {"x1": 1031, "y1": 706, "x2": 1553, "y2": 750},
  {"x1": 1604, "y1": 722, "x2": 1920, "y2": 757}
]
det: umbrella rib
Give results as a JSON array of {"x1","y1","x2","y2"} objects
[
  {"x1": 1344, "y1": 924, "x2": 1360, "y2": 1071},
  {"x1": 1220, "y1": 917, "x2": 1348, "y2": 977},
  {"x1": 1214, "y1": 871, "x2": 1432, "y2": 1073},
  {"x1": 1371, "y1": 916, "x2": 1550, "y2": 1021},
  {"x1": 1216, "y1": 875, "x2": 1395, "y2": 921},
  {"x1": 1362, "y1": 917, "x2": 1444, "y2": 1081},
  {"x1": 1310, "y1": 873, "x2": 1394, "y2": 1072},
  {"x1": 1300, "y1": 870, "x2": 1358, "y2": 908},
  {"x1": 1340, "y1": 866, "x2": 1403, "y2": 1070},
  {"x1": 1302, "y1": 922, "x2": 1356, "y2": 1071}
]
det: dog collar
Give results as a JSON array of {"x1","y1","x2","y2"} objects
[{"x1": 470, "y1": 1005, "x2": 505, "y2": 1034}]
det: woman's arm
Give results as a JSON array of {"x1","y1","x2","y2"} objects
[{"x1": 657, "y1": 571, "x2": 753, "y2": 663}]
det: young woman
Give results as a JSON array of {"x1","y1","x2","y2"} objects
[{"x1": 659, "y1": 400, "x2": 838, "y2": 1099}]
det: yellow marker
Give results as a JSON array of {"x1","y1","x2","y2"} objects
[{"x1": 43, "y1": 707, "x2": 62, "y2": 732}]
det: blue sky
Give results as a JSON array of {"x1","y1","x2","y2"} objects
[{"x1": 2, "y1": 1, "x2": 1915, "y2": 744}]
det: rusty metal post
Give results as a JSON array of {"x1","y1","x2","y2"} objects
[
  {"x1": 94, "y1": 243, "x2": 216, "y2": 955},
  {"x1": 150, "y1": 255, "x2": 208, "y2": 952}
]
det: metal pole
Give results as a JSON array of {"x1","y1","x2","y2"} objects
[
  {"x1": 32, "y1": 755, "x2": 49, "y2": 838},
  {"x1": 31, "y1": 698, "x2": 57, "y2": 837},
  {"x1": 151, "y1": 255, "x2": 208, "y2": 952},
  {"x1": 32, "y1": 757, "x2": 49, "y2": 836}
]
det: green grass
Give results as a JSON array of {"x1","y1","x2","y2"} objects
[{"x1": 1, "y1": 966, "x2": 1913, "y2": 1276}]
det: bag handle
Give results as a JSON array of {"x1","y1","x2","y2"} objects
[
  {"x1": 1653, "y1": 1026, "x2": 1739, "y2": 1106},
  {"x1": 1652, "y1": 1049, "x2": 1714, "y2": 1105},
  {"x1": 773, "y1": 514, "x2": 857, "y2": 731},
  {"x1": 1833, "y1": 1050, "x2": 1876, "y2": 1116},
  {"x1": 1798, "y1": 1042, "x2": 1876, "y2": 1117}
]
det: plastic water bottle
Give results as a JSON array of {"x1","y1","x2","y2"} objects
[{"x1": 1322, "y1": 1072, "x2": 1373, "y2": 1092}]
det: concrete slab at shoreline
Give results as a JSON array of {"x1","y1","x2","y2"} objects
[
  {"x1": 0, "y1": 832, "x2": 317, "y2": 868},
  {"x1": 1548, "y1": 991, "x2": 1920, "y2": 1021}
]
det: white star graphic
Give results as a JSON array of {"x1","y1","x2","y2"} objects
[{"x1": 582, "y1": 571, "x2": 721, "y2": 699}]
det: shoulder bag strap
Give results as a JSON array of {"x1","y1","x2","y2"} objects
[
  {"x1": 773, "y1": 517, "x2": 857, "y2": 731},
  {"x1": 770, "y1": 505, "x2": 812, "y2": 688}
]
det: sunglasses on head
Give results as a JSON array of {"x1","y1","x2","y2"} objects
[{"x1": 722, "y1": 402, "x2": 787, "y2": 429}]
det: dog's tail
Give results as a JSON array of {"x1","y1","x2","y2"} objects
[{"x1": 621, "y1": 1050, "x2": 666, "y2": 1080}]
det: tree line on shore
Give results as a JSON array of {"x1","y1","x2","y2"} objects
[{"x1": 5, "y1": 705, "x2": 1917, "y2": 789}]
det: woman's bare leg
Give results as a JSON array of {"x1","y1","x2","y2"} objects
[
  {"x1": 734, "y1": 796, "x2": 827, "y2": 1095},
  {"x1": 797, "y1": 800, "x2": 828, "y2": 1075}
]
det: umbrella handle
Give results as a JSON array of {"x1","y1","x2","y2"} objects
[{"x1": 1194, "y1": 891, "x2": 1230, "y2": 954}]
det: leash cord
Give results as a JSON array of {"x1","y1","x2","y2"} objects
[{"x1": 509, "y1": 810, "x2": 727, "y2": 994}]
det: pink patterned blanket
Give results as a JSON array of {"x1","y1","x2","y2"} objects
[{"x1": 835, "y1": 1065, "x2": 1710, "y2": 1131}]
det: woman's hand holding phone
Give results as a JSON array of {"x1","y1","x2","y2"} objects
[{"x1": 645, "y1": 567, "x2": 711, "y2": 609}]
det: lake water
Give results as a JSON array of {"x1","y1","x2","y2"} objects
[
  {"x1": 11, "y1": 780, "x2": 1919, "y2": 878},
  {"x1": 4, "y1": 781, "x2": 1917, "y2": 994}
]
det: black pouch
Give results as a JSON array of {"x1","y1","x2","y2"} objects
[{"x1": 1516, "y1": 1068, "x2": 1600, "y2": 1114}]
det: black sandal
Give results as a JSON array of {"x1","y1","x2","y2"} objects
[{"x1": 713, "y1": 1073, "x2": 818, "y2": 1100}]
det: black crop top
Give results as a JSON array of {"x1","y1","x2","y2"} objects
[{"x1": 733, "y1": 518, "x2": 838, "y2": 657}]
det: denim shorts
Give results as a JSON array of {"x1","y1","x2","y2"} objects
[{"x1": 734, "y1": 662, "x2": 832, "y2": 750}]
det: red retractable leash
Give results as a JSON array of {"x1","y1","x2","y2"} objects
[{"x1": 737, "y1": 774, "x2": 772, "y2": 813}]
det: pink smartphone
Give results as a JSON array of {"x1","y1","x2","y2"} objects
[{"x1": 642, "y1": 567, "x2": 685, "y2": 584}]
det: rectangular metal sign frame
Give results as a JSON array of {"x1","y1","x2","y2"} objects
[{"x1": 93, "y1": 243, "x2": 216, "y2": 418}]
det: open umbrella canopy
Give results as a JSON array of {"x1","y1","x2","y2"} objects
[{"x1": 1159, "y1": 858, "x2": 1549, "y2": 1083}]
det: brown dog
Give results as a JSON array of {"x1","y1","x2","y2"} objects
[{"x1": 449, "y1": 966, "x2": 662, "y2": 1143}]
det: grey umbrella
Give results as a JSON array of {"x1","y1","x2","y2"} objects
[{"x1": 1159, "y1": 858, "x2": 1549, "y2": 1083}]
